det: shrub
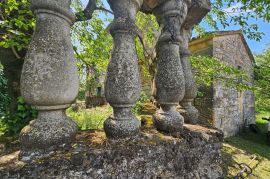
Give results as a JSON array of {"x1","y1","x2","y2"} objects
[
  {"x1": 132, "y1": 92, "x2": 149, "y2": 115},
  {"x1": 0, "y1": 65, "x2": 9, "y2": 116},
  {"x1": 0, "y1": 97, "x2": 37, "y2": 137}
]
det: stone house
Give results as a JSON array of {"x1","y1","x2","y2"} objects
[{"x1": 189, "y1": 30, "x2": 256, "y2": 137}]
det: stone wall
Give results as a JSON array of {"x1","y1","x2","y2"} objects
[
  {"x1": 190, "y1": 32, "x2": 256, "y2": 137},
  {"x1": 212, "y1": 34, "x2": 256, "y2": 137},
  {"x1": 212, "y1": 80, "x2": 241, "y2": 137},
  {"x1": 194, "y1": 85, "x2": 214, "y2": 124}
]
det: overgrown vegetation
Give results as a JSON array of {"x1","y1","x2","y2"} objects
[
  {"x1": 67, "y1": 105, "x2": 112, "y2": 130},
  {"x1": 0, "y1": 65, "x2": 9, "y2": 116},
  {"x1": 190, "y1": 55, "x2": 253, "y2": 91},
  {"x1": 0, "y1": 97, "x2": 37, "y2": 136},
  {"x1": 132, "y1": 92, "x2": 150, "y2": 115},
  {"x1": 254, "y1": 48, "x2": 270, "y2": 111}
]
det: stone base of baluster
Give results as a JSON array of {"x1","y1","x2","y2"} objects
[
  {"x1": 19, "y1": 109, "x2": 77, "y2": 160},
  {"x1": 153, "y1": 105, "x2": 184, "y2": 133},
  {"x1": 0, "y1": 125, "x2": 224, "y2": 178},
  {"x1": 104, "y1": 117, "x2": 141, "y2": 140},
  {"x1": 179, "y1": 103, "x2": 199, "y2": 124}
]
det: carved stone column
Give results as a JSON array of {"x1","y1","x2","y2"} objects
[
  {"x1": 104, "y1": 0, "x2": 143, "y2": 139},
  {"x1": 20, "y1": 0, "x2": 79, "y2": 154},
  {"x1": 179, "y1": 27, "x2": 199, "y2": 124},
  {"x1": 179, "y1": 0, "x2": 211, "y2": 124},
  {"x1": 153, "y1": 0, "x2": 190, "y2": 132}
]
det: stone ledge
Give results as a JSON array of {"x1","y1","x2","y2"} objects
[{"x1": 0, "y1": 124, "x2": 224, "y2": 179}]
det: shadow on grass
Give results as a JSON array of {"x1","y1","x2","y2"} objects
[
  {"x1": 222, "y1": 112, "x2": 270, "y2": 178},
  {"x1": 225, "y1": 124, "x2": 270, "y2": 161}
]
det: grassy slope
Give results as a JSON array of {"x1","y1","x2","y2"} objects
[{"x1": 222, "y1": 111, "x2": 270, "y2": 179}]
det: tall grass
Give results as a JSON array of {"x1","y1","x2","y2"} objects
[{"x1": 67, "y1": 105, "x2": 112, "y2": 130}]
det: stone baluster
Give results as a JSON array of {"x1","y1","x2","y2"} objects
[
  {"x1": 20, "y1": 0, "x2": 79, "y2": 154},
  {"x1": 153, "y1": 0, "x2": 190, "y2": 132},
  {"x1": 179, "y1": 0, "x2": 211, "y2": 124},
  {"x1": 104, "y1": 0, "x2": 143, "y2": 139},
  {"x1": 179, "y1": 27, "x2": 199, "y2": 124}
]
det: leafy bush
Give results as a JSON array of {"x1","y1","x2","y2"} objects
[
  {"x1": 0, "y1": 97, "x2": 37, "y2": 137},
  {"x1": 0, "y1": 65, "x2": 9, "y2": 116},
  {"x1": 132, "y1": 92, "x2": 149, "y2": 115}
]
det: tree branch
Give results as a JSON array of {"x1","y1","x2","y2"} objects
[
  {"x1": 11, "y1": 46, "x2": 21, "y2": 59},
  {"x1": 75, "y1": 0, "x2": 113, "y2": 22},
  {"x1": 95, "y1": 7, "x2": 113, "y2": 15}
]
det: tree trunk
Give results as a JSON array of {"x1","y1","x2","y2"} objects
[{"x1": 0, "y1": 47, "x2": 24, "y2": 114}]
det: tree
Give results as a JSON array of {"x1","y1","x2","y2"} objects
[
  {"x1": 0, "y1": 0, "x2": 111, "y2": 110},
  {"x1": 0, "y1": 0, "x2": 112, "y2": 136},
  {"x1": 197, "y1": 0, "x2": 270, "y2": 41},
  {"x1": 72, "y1": 0, "x2": 112, "y2": 100},
  {"x1": 254, "y1": 47, "x2": 270, "y2": 111},
  {"x1": 190, "y1": 55, "x2": 252, "y2": 91},
  {"x1": 0, "y1": 0, "x2": 35, "y2": 113}
]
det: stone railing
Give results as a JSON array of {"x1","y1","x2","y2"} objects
[
  {"x1": 20, "y1": 0, "x2": 210, "y2": 156},
  {"x1": 20, "y1": 0, "x2": 79, "y2": 156}
]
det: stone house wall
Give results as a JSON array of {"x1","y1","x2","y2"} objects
[
  {"x1": 212, "y1": 34, "x2": 255, "y2": 137},
  {"x1": 190, "y1": 31, "x2": 256, "y2": 137}
]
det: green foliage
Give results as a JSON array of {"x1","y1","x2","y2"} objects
[
  {"x1": 190, "y1": 55, "x2": 253, "y2": 91},
  {"x1": 0, "y1": 65, "x2": 9, "y2": 116},
  {"x1": 0, "y1": 96, "x2": 37, "y2": 136},
  {"x1": 136, "y1": 12, "x2": 159, "y2": 79},
  {"x1": 254, "y1": 47, "x2": 270, "y2": 111},
  {"x1": 67, "y1": 105, "x2": 112, "y2": 130},
  {"x1": 72, "y1": 0, "x2": 112, "y2": 99},
  {"x1": 0, "y1": 0, "x2": 35, "y2": 51},
  {"x1": 197, "y1": 0, "x2": 270, "y2": 41},
  {"x1": 132, "y1": 92, "x2": 149, "y2": 115}
]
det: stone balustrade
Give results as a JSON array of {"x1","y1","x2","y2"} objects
[
  {"x1": 151, "y1": 0, "x2": 190, "y2": 132},
  {"x1": 20, "y1": 0, "x2": 79, "y2": 156},
  {"x1": 104, "y1": 0, "x2": 143, "y2": 139},
  {"x1": 179, "y1": 0, "x2": 211, "y2": 124},
  {"x1": 19, "y1": 0, "x2": 211, "y2": 153}
]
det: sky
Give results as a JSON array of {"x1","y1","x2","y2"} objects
[
  {"x1": 81, "y1": 0, "x2": 269, "y2": 55},
  {"x1": 209, "y1": 2, "x2": 270, "y2": 55}
]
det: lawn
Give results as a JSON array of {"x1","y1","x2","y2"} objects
[{"x1": 222, "y1": 111, "x2": 270, "y2": 178}]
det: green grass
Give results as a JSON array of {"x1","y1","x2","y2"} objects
[
  {"x1": 222, "y1": 111, "x2": 270, "y2": 178},
  {"x1": 67, "y1": 105, "x2": 112, "y2": 130}
]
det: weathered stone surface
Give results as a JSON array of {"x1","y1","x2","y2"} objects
[
  {"x1": 0, "y1": 126, "x2": 224, "y2": 179},
  {"x1": 20, "y1": 0, "x2": 79, "y2": 153},
  {"x1": 19, "y1": 111, "x2": 77, "y2": 154},
  {"x1": 183, "y1": 0, "x2": 211, "y2": 28},
  {"x1": 179, "y1": 28, "x2": 199, "y2": 124},
  {"x1": 152, "y1": 0, "x2": 189, "y2": 132},
  {"x1": 212, "y1": 33, "x2": 255, "y2": 137},
  {"x1": 104, "y1": 0, "x2": 143, "y2": 139},
  {"x1": 179, "y1": 0, "x2": 211, "y2": 124},
  {"x1": 190, "y1": 31, "x2": 256, "y2": 137}
]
